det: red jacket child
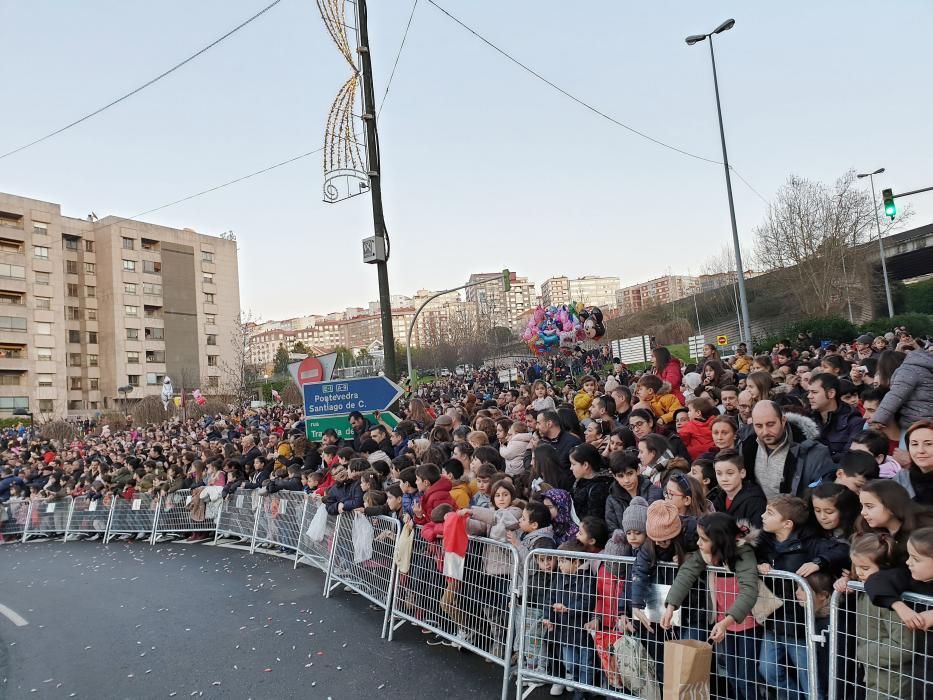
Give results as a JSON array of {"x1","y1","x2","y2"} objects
[
  {"x1": 678, "y1": 416, "x2": 716, "y2": 460},
  {"x1": 413, "y1": 471, "x2": 456, "y2": 526}
]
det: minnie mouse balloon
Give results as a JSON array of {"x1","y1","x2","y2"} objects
[{"x1": 581, "y1": 306, "x2": 605, "y2": 341}]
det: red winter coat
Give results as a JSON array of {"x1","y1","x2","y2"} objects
[
  {"x1": 413, "y1": 476, "x2": 456, "y2": 525},
  {"x1": 658, "y1": 358, "x2": 684, "y2": 404},
  {"x1": 679, "y1": 416, "x2": 716, "y2": 460}
]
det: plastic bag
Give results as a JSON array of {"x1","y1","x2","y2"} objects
[
  {"x1": 306, "y1": 504, "x2": 328, "y2": 542},
  {"x1": 393, "y1": 521, "x2": 414, "y2": 574},
  {"x1": 352, "y1": 513, "x2": 374, "y2": 563}
]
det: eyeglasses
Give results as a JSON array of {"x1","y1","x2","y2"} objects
[{"x1": 629, "y1": 420, "x2": 648, "y2": 428}]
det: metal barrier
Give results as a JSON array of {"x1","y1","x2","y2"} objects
[
  {"x1": 294, "y1": 498, "x2": 337, "y2": 572},
  {"x1": 23, "y1": 497, "x2": 72, "y2": 541},
  {"x1": 515, "y1": 551, "x2": 822, "y2": 700},
  {"x1": 104, "y1": 494, "x2": 158, "y2": 543},
  {"x1": 324, "y1": 512, "x2": 401, "y2": 638},
  {"x1": 829, "y1": 581, "x2": 932, "y2": 700},
  {"x1": 153, "y1": 488, "x2": 219, "y2": 542},
  {"x1": 253, "y1": 491, "x2": 305, "y2": 553},
  {"x1": 214, "y1": 488, "x2": 261, "y2": 544},
  {"x1": 0, "y1": 497, "x2": 30, "y2": 542},
  {"x1": 64, "y1": 495, "x2": 110, "y2": 540},
  {"x1": 388, "y1": 526, "x2": 519, "y2": 700}
]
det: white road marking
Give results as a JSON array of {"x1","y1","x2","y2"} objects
[{"x1": 0, "y1": 603, "x2": 28, "y2": 627}]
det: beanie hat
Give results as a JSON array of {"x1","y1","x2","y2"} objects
[
  {"x1": 622, "y1": 496, "x2": 649, "y2": 534},
  {"x1": 646, "y1": 500, "x2": 682, "y2": 541},
  {"x1": 603, "y1": 529, "x2": 629, "y2": 557}
]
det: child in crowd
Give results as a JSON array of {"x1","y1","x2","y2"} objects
[
  {"x1": 541, "y1": 488, "x2": 579, "y2": 546},
  {"x1": 804, "y1": 482, "x2": 859, "y2": 578},
  {"x1": 575, "y1": 515, "x2": 610, "y2": 554},
  {"x1": 605, "y1": 450, "x2": 662, "y2": 533},
  {"x1": 850, "y1": 429, "x2": 901, "y2": 479},
  {"x1": 397, "y1": 466, "x2": 420, "y2": 520},
  {"x1": 573, "y1": 375, "x2": 598, "y2": 422},
  {"x1": 834, "y1": 450, "x2": 881, "y2": 492},
  {"x1": 757, "y1": 495, "x2": 818, "y2": 699},
  {"x1": 689, "y1": 459, "x2": 720, "y2": 504},
  {"x1": 711, "y1": 449, "x2": 766, "y2": 528},
  {"x1": 441, "y1": 459, "x2": 471, "y2": 509},
  {"x1": 544, "y1": 540, "x2": 597, "y2": 692},
  {"x1": 662, "y1": 512, "x2": 761, "y2": 700},
  {"x1": 531, "y1": 379, "x2": 557, "y2": 413},
  {"x1": 412, "y1": 463, "x2": 456, "y2": 526},
  {"x1": 678, "y1": 397, "x2": 718, "y2": 460},
  {"x1": 635, "y1": 375, "x2": 683, "y2": 425},
  {"x1": 470, "y1": 463, "x2": 496, "y2": 508}
]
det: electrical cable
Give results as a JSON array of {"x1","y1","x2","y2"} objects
[
  {"x1": 0, "y1": 0, "x2": 286, "y2": 161},
  {"x1": 378, "y1": 0, "x2": 419, "y2": 118}
]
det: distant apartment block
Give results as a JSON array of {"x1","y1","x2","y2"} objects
[{"x1": 616, "y1": 274, "x2": 700, "y2": 314}]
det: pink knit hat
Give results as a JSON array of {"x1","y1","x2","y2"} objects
[{"x1": 646, "y1": 500, "x2": 682, "y2": 541}]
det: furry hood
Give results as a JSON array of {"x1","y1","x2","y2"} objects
[
  {"x1": 735, "y1": 520, "x2": 762, "y2": 549},
  {"x1": 785, "y1": 411, "x2": 821, "y2": 441}
]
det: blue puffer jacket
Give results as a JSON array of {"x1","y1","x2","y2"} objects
[{"x1": 323, "y1": 479, "x2": 363, "y2": 515}]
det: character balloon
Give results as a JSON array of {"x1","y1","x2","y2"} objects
[
  {"x1": 161, "y1": 376, "x2": 174, "y2": 409},
  {"x1": 580, "y1": 306, "x2": 606, "y2": 341}
]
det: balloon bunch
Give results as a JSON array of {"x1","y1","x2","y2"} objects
[{"x1": 522, "y1": 303, "x2": 605, "y2": 356}]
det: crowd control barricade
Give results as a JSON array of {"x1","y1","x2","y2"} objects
[
  {"x1": 64, "y1": 496, "x2": 110, "y2": 540},
  {"x1": 23, "y1": 497, "x2": 72, "y2": 541},
  {"x1": 324, "y1": 513, "x2": 401, "y2": 638},
  {"x1": 153, "y1": 488, "x2": 219, "y2": 543},
  {"x1": 0, "y1": 497, "x2": 31, "y2": 542},
  {"x1": 214, "y1": 488, "x2": 261, "y2": 544},
  {"x1": 253, "y1": 491, "x2": 305, "y2": 554},
  {"x1": 388, "y1": 527, "x2": 520, "y2": 700},
  {"x1": 515, "y1": 552, "x2": 822, "y2": 700},
  {"x1": 294, "y1": 498, "x2": 337, "y2": 573},
  {"x1": 104, "y1": 494, "x2": 159, "y2": 543},
  {"x1": 828, "y1": 581, "x2": 933, "y2": 700}
]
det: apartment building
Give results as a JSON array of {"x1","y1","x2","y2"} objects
[
  {"x1": 568, "y1": 275, "x2": 620, "y2": 309},
  {"x1": 616, "y1": 274, "x2": 699, "y2": 314},
  {"x1": 540, "y1": 276, "x2": 570, "y2": 308},
  {"x1": 465, "y1": 272, "x2": 535, "y2": 334},
  {"x1": 0, "y1": 192, "x2": 239, "y2": 417}
]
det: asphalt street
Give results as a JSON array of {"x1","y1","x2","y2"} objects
[{"x1": 0, "y1": 540, "x2": 513, "y2": 699}]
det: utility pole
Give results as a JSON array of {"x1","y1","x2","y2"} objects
[{"x1": 357, "y1": 0, "x2": 397, "y2": 380}]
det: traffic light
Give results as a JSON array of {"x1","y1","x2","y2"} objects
[
  {"x1": 882, "y1": 188, "x2": 896, "y2": 219},
  {"x1": 502, "y1": 269, "x2": 511, "y2": 292}
]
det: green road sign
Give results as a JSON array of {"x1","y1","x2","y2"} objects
[{"x1": 305, "y1": 411, "x2": 400, "y2": 442}]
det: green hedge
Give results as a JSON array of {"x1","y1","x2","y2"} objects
[{"x1": 756, "y1": 314, "x2": 933, "y2": 352}]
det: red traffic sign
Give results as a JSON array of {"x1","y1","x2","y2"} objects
[
  {"x1": 296, "y1": 356, "x2": 325, "y2": 386},
  {"x1": 716, "y1": 335, "x2": 728, "y2": 346}
]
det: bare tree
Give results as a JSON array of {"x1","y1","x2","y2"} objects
[
  {"x1": 133, "y1": 395, "x2": 173, "y2": 425},
  {"x1": 221, "y1": 310, "x2": 261, "y2": 406}
]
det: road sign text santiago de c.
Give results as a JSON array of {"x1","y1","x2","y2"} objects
[{"x1": 303, "y1": 376, "x2": 403, "y2": 418}]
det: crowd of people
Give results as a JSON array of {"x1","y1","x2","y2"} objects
[{"x1": 0, "y1": 325, "x2": 931, "y2": 699}]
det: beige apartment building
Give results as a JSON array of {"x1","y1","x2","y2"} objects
[
  {"x1": 616, "y1": 274, "x2": 700, "y2": 314},
  {"x1": 0, "y1": 192, "x2": 239, "y2": 418}
]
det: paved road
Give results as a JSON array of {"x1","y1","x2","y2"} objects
[{"x1": 0, "y1": 540, "x2": 510, "y2": 699}]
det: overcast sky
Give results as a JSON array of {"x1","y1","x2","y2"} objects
[{"x1": 2, "y1": 0, "x2": 931, "y2": 321}]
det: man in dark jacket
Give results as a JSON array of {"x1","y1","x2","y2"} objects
[
  {"x1": 807, "y1": 373, "x2": 864, "y2": 460},
  {"x1": 239, "y1": 435, "x2": 262, "y2": 469},
  {"x1": 741, "y1": 401, "x2": 835, "y2": 499},
  {"x1": 536, "y1": 410, "x2": 580, "y2": 471},
  {"x1": 266, "y1": 465, "x2": 303, "y2": 493},
  {"x1": 322, "y1": 465, "x2": 363, "y2": 515},
  {"x1": 348, "y1": 412, "x2": 374, "y2": 452}
]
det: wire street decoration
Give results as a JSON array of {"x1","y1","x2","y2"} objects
[{"x1": 318, "y1": 0, "x2": 370, "y2": 203}]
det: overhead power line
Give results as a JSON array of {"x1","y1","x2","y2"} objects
[
  {"x1": 379, "y1": 0, "x2": 420, "y2": 117},
  {"x1": 0, "y1": 0, "x2": 286, "y2": 161}
]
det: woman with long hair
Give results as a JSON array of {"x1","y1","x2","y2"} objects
[
  {"x1": 530, "y1": 443, "x2": 573, "y2": 492},
  {"x1": 652, "y1": 346, "x2": 684, "y2": 403}
]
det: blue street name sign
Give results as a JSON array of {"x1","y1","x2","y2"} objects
[{"x1": 303, "y1": 376, "x2": 403, "y2": 418}]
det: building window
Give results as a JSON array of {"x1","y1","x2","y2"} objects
[
  {"x1": 0, "y1": 372, "x2": 21, "y2": 386},
  {"x1": 207, "y1": 355, "x2": 218, "y2": 367},
  {"x1": 86, "y1": 309, "x2": 97, "y2": 320},
  {"x1": 205, "y1": 314, "x2": 216, "y2": 326},
  {"x1": 202, "y1": 251, "x2": 214, "y2": 263},
  {"x1": 85, "y1": 240, "x2": 94, "y2": 253},
  {"x1": 67, "y1": 283, "x2": 79, "y2": 297},
  {"x1": 38, "y1": 399, "x2": 53, "y2": 412},
  {"x1": 85, "y1": 262, "x2": 95, "y2": 274},
  {"x1": 127, "y1": 351, "x2": 139, "y2": 364},
  {"x1": 36, "y1": 348, "x2": 52, "y2": 362},
  {"x1": 202, "y1": 272, "x2": 214, "y2": 284},
  {"x1": 127, "y1": 375, "x2": 140, "y2": 387},
  {"x1": 0, "y1": 345, "x2": 24, "y2": 359},
  {"x1": 207, "y1": 376, "x2": 219, "y2": 388},
  {"x1": 125, "y1": 305, "x2": 138, "y2": 316},
  {"x1": 33, "y1": 222, "x2": 48, "y2": 235},
  {"x1": 141, "y1": 238, "x2": 158, "y2": 251},
  {"x1": 124, "y1": 282, "x2": 137, "y2": 294},
  {"x1": 0, "y1": 397, "x2": 29, "y2": 411},
  {"x1": 122, "y1": 237, "x2": 135, "y2": 250},
  {"x1": 0, "y1": 316, "x2": 27, "y2": 332},
  {"x1": 66, "y1": 260, "x2": 78, "y2": 274},
  {"x1": 204, "y1": 293, "x2": 215, "y2": 304},
  {"x1": 87, "y1": 331, "x2": 97, "y2": 344},
  {"x1": 64, "y1": 238, "x2": 78, "y2": 251},
  {"x1": 34, "y1": 271, "x2": 49, "y2": 285},
  {"x1": 0, "y1": 239, "x2": 22, "y2": 253},
  {"x1": 89, "y1": 378, "x2": 99, "y2": 391},
  {"x1": 66, "y1": 306, "x2": 81, "y2": 320},
  {"x1": 86, "y1": 285, "x2": 96, "y2": 298},
  {"x1": 206, "y1": 334, "x2": 217, "y2": 346},
  {"x1": 87, "y1": 354, "x2": 98, "y2": 367},
  {"x1": 0, "y1": 293, "x2": 23, "y2": 306},
  {"x1": 126, "y1": 328, "x2": 139, "y2": 340},
  {"x1": 146, "y1": 373, "x2": 164, "y2": 385},
  {"x1": 144, "y1": 327, "x2": 163, "y2": 340},
  {"x1": 143, "y1": 260, "x2": 161, "y2": 274},
  {"x1": 67, "y1": 400, "x2": 83, "y2": 411},
  {"x1": 33, "y1": 246, "x2": 49, "y2": 259},
  {"x1": 0, "y1": 264, "x2": 25, "y2": 280},
  {"x1": 122, "y1": 259, "x2": 136, "y2": 272},
  {"x1": 68, "y1": 331, "x2": 81, "y2": 344},
  {"x1": 69, "y1": 377, "x2": 82, "y2": 391},
  {"x1": 145, "y1": 350, "x2": 164, "y2": 363},
  {"x1": 143, "y1": 283, "x2": 162, "y2": 295}
]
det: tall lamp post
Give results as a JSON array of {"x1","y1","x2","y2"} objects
[
  {"x1": 857, "y1": 168, "x2": 895, "y2": 317},
  {"x1": 686, "y1": 19, "x2": 753, "y2": 348}
]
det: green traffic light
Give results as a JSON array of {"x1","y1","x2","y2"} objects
[
  {"x1": 882, "y1": 188, "x2": 896, "y2": 219},
  {"x1": 885, "y1": 203, "x2": 896, "y2": 217}
]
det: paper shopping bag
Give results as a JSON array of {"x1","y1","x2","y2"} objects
[{"x1": 662, "y1": 639, "x2": 712, "y2": 700}]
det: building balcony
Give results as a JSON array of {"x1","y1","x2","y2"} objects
[{"x1": 0, "y1": 356, "x2": 28, "y2": 372}]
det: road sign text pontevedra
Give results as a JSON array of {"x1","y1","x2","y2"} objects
[{"x1": 303, "y1": 376, "x2": 403, "y2": 418}]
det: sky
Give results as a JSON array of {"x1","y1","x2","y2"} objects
[{"x1": 1, "y1": 0, "x2": 931, "y2": 322}]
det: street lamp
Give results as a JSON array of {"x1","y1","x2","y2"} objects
[
  {"x1": 118, "y1": 385, "x2": 133, "y2": 414},
  {"x1": 686, "y1": 18, "x2": 753, "y2": 348},
  {"x1": 857, "y1": 167, "x2": 895, "y2": 317}
]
